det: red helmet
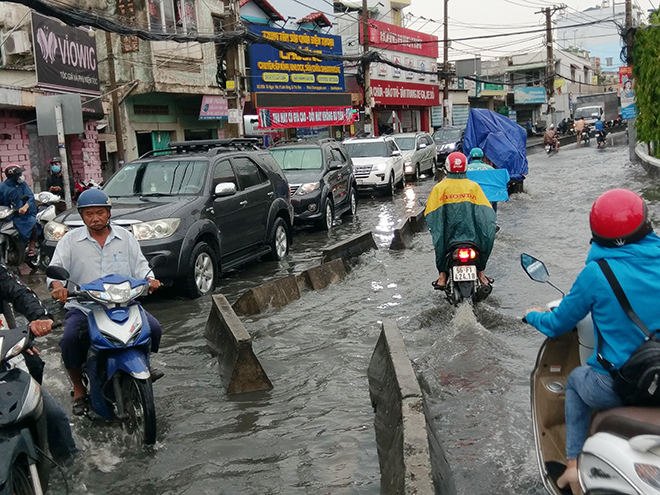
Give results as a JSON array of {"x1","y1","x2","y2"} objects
[
  {"x1": 590, "y1": 189, "x2": 652, "y2": 247},
  {"x1": 445, "y1": 152, "x2": 467, "y2": 173}
]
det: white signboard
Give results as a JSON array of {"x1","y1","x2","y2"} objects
[{"x1": 228, "y1": 109, "x2": 242, "y2": 124}]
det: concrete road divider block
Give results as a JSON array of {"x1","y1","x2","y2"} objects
[
  {"x1": 204, "y1": 294, "x2": 273, "y2": 394},
  {"x1": 409, "y1": 206, "x2": 427, "y2": 233},
  {"x1": 390, "y1": 218, "x2": 413, "y2": 250},
  {"x1": 321, "y1": 231, "x2": 377, "y2": 264},
  {"x1": 297, "y1": 258, "x2": 348, "y2": 291},
  {"x1": 368, "y1": 320, "x2": 456, "y2": 495},
  {"x1": 232, "y1": 275, "x2": 301, "y2": 316}
]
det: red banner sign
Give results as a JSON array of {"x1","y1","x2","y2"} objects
[
  {"x1": 365, "y1": 19, "x2": 438, "y2": 59},
  {"x1": 258, "y1": 106, "x2": 355, "y2": 129},
  {"x1": 371, "y1": 80, "x2": 439, "y2": 106}
]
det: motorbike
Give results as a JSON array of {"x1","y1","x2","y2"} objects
[
  {"x1": 45, "y1": 255, "x2": 166, "y2": 446},
  {"x1": 581, "y1": 125, "x2": 591, "y2": 145},
  {"x1": 439, "y1": 242, "x2": 491, "y2": 305},
  {"x1": 0, "y1": 197, "x2": 42, "y2": 270},
  {"x1": 521, "y1": 253, "x2": 660, "y2": 495},
  {"x1": 35, "y1": 192, "x2": 63, "y2": 269},
  {"x1": 0, "y1": 326, "x2": 50, "y2": 495},
  {"x1": 595, "y1": 130, "x2": 607, "y2": 148}
]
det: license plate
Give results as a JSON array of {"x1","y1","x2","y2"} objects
[
  {"x1": 357, "y1": 179, "x2": 363, "y2": 186},
  {"x1": 452, "y1": 265, "x2": 477, "y2": 281}
]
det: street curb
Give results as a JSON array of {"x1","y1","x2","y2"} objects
[
  {"x1": 368, "y1": 320, "x2": 456, "y2": 495},
  {"x1": 321, "y1": 230, "x2": 378, "y2": 263},
  {"x1": 635, "y1": 143, "x2": 660, "y2": 177},
  {"x1": 204, "y1": 294, "x2": 273, "y2": 394},
  {"x1": 390, "y1": 206, "x2": 426, "y2": 250}
]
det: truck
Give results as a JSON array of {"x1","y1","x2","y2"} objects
[{"x1": 573, "y1": 92, "x2": 621, "y2": 125}]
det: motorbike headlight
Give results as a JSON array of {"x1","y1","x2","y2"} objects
[
  {"x1": 4, "y1": 337, "x2": 26, "y2": 360},
  {"x1": 296, "y1": 182, "x2": 320, "y2": 195},
  {"x1": 132, "y1": 218, "x2": 181, "y2": 241},
  {"x1": 44, "y1": 221, "x2": 69, "y2": 241},
  {"x1": 372, "y1": 163, "x2": 387, "y2": 172},
  {"x1": 0, "y1": 209, "x2": 12, "y2": 220}
]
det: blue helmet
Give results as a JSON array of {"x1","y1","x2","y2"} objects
[
  {"x1": 77, "y1": 189, "x2": 111, "y2": 210},
  {"x1": 469, "y1": 148, "x2": 484, "y2": 159}
]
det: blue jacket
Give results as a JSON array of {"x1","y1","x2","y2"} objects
[
  {"x1": 0, "y1": 178, "x2": 38, "y2": 242},
  {"x1": 526, "y1": 232, "x2": 660, "y2": 375}
]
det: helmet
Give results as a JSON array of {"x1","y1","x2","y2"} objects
[
  {"x1": 51, "y1": 164, "x2": 61, "y2": 174},
  {"x1": 549, "y1": 124, "x2": 554, "y2": 129},
  {"x1": 469, "y1": 148, "x2": 484, "y2": 159},
  {"x1": 590, "y1": 189, "x2": 652, "y2": 247},
  {"x1": 445, "y1": 152, "x2": 467, "y2": 173},
  {"x1": 77, "y1": 189, "x2": 112, "y2": 210},
  {"x1": 4, "y1": 165, "x2": 24, "y2": 178}
]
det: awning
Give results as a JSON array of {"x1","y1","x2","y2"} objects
[
  {"x1": 570, "y1": 63, "x2": 581, "y2": 70},
  {"x1": 584, "y1": 65, "x2": 593, "y2": 71},
  {"x1": 504, "y1": 62, "x2": 547, "y2": 72}
]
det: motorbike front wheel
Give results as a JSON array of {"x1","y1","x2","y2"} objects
[
  {"x1": 9, "y1": 461, "x2": 37, "y2": 495},
  {"x1": 121, "y1": 374, "x2": 157, "y2": 445}
]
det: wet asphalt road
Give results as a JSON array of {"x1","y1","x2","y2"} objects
[{"x1": 22, "y1": 133, "x2": 653, "y2": 495}]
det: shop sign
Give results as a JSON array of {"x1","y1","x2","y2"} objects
[
  {"x1": 199, "y1": 95, "x2": 228, "y2": 120},
  {"x1": 513, "y1": 86, "x2": 546, "y2": 104},
  {"x1": 365, "y1": 19, "x2": 438, "y2": 58},
  {"x1": 31, "y1": 12, "x2": 100, "y2": 95},
  {"x1": 249, "y1": 25, "x2": 345, "y2": 93},
  {"x1": 370, "y1": 80, "x2": 440, "y2": 106},
  {"x1": 257, "y1": 106, "x2": 355, "y2": 129},
  {"x1": 619, "y1": 66, "x2": 636, "y2": 120}
]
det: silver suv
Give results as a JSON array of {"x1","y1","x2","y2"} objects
[
  {"x1": 393, "y1": 132, "x2": 437, "y2": 181},
  {"x1": 342, "y1": 136, "x2": 405, "y2": 196}
]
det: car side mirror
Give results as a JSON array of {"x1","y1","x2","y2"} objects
[
  {"x1": 328, "y1": 160, "x2": 343, "y2": 170},
  {"x1": 46, "y1": 265, "x2": 70, "y2": 280},
  {"x1": 214, "y1": 182, "x2": 237, "y2": 197},
  {"x1": 391, "y1": 150, "x2": 401, "y2": 156},
  {"x1": 418, "y1": 143, "x2": 427, "y2": 149}
]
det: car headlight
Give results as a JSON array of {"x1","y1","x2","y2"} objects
[
  {"x1": 296, "y1": 182, "x2": 320, "y2": 195},
  {"x1": 441, "y1": 143, "x2": 457, "y2": 152},
  {"x1": 44, "y1": 221, "x2": 69, "y2": 241},
  {"x1": 132, "y1": 218, "x2": 181, "y2": 240},
  {"x1": 404, "y1": 159, "x2": 412, "y2": 166},
  {"x1": 88, "y1": 281, "x2": 149, "y2": 304},
  {"x1": 372, "y1": 163, "x2": 387, "y2": 172}
]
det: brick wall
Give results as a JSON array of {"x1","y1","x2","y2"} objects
[
  {"x1": 0, "y1": 110, "x2": 33, "y2": 186},
  {"x1": 69, "y1": 120, "x2": 103, "y2": 183}
]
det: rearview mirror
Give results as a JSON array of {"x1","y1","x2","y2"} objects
[
  {"x1": 46, "y1": 265, "x2": 70, "y2": 281},
  {"x1": 521, "y1": 253, "x2": 549, "y2": 283},
  {"x1": 214, "y1": 182, "x2": 237, "y2": 197}
]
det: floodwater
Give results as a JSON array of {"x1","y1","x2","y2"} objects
[{"x1": 30, "y1": 134, "x2": 652, "y2": 495}]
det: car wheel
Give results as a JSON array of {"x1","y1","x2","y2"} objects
[
  {"x1": 415, "y1": 164, "x2": 421, "y2": 181},
  {"x1": 397, "y1": 171, "x2": 405, "y2": 189},
  {"x1": 315, "y1": 199, "x2": 334, "y2": 231},
  {"x1": 344, "y1": 187, "x2": 358, "y2": 216},
  {"x1": 265, "y1": 217, "x2": 290, "y2": 260},
  {"x1": 385, "y1": 174, "x2": 395, "y2": 196},
  {"x1": 182, "y1": 242, "x2": 216, "y2": 298},
  {"x1": 430, "y1": 159, "x2": 437, "y2": 178}
]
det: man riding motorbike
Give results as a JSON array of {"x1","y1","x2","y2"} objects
[
  {"x1": 425, "y1": 151, "x2": 497, "y2": 289},
  {"x1": 524, "y1": 189, "x2": 660, "y2": 495},
  {"x1": 543, "y1": 124, "x2": 559, "y2": 152},
  {"x1": 594, "y1": 117, "x2": 607, "y2": 145},
  {"x1": 48, "y1": 189, "x2": 164, "y2": 416},
  {"x1": 466, "y1": 148, "x2": 494, "y2": 171},
  {"x1": 0, "y1": 165, "x2": 40, "y2": 258},
  {"x1": 575, "y1": 117, "x2": 586, "y2": 146}
]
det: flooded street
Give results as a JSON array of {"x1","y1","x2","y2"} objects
[{"x1": 32, "y1": 136, "x2": 655, "y2": 494}]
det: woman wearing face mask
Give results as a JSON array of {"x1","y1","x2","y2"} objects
[{"x1": 0, "y1": 165, "x2": 40, "y2": 257}]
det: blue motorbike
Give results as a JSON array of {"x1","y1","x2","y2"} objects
[{"x1": 46, "y1": 259, "x2": 164, "y2": 445}]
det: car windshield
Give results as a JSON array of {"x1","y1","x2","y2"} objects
[
  {"x1": 344, "y1": 142, "x2": 389, "y2": 158},
  {"x1": 575, "y1": 107, "x2": 600, "y2": 120},
  {"x1": 433, "y1": 129, "x2": 462, "y2": 143},
  {"x1": 103, "y1": 160, "x2": 208, "y2": 197},
  {"x1": 270, "y1": 148, "x2": 323, "y2": 170},
  {"x1": 393, "y1": 137, "x2": 415, "y2": 150}
]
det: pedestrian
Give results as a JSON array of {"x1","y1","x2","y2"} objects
[
  {"x1": 575, "y1": 117, "x2": 585, "y2": 146},
  {"x1": 526, "y1": 118, "x2": 533, "y2": 137},
  {"x1": 46, "y1": 157, "x2": 75, "y2": 201},
  {"x1": 0, "y1": 165, "x2": 39, "y2": 258}
]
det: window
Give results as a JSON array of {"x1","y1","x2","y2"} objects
[
  {"x1": 606, "y1": 57, "x2": 613, "y2": 67},
  {"x1": 148, "y1": 0, "x2": 197, "y2": 33},
  {"x1": 270, "y1": 148, "x2": 323, "y2": 170},
  {"x1": 330, "y1": 148, "x2": 345, "y2": 164},
  {"x1": 103, "y1": 160, "x2": 208, "y2": 197},
  {"x1": 233, "y1": 157, "x2": 267, "y2": 189},
  {"x1": 134, "y1": 104, "x2": 170, "y2": 116},
  {"x1": 570, "y1": 66, "x2": 576, "y2": 81},
  {"x1": 344, "y1": 142, "x2": 389, "y2": 158},
  {"x1": 213, "y1": 160, "x2": 236, "y2": 188}
]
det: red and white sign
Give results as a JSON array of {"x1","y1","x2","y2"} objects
[
  {"x1": 257, "y1": 106, "x2": 355, "y2": 129},
  {"x1": 371, "y1": 80, "x2": 439, "y2": 106},
  {"x1": 365, "y1": 19, "x2": 439, "y2": 58}
]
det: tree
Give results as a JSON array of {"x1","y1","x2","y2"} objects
[{"x1": 633, "y1": 9, "x2": 660, "y2": 154}]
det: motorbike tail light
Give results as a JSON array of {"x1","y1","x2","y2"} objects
[
  {"x1": 635, "y1": 463, "x2": 660, "y2": 490},
  {"x1": 457, "y1": 248, "x2": 477, "y2": 262}
]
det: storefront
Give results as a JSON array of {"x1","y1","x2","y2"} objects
[{"x1": 365, "y1": 19, "x2": 439, "y2": 135}]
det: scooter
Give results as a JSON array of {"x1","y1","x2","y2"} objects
[
  {"x1": 521, "y1": 253, "x2": 660, "y2": 495},
  {"x1": 581, "y1": 126, "x2": 591, "y2": 145},
  {"x1": 545, "y1": 142, "x2": 559, "y2": 155},
  {"x1": 437, "y1": 242, "x2": 491, "y2": 305},
  {"x1": 595, "y1": 130, "x2": 607, "y2": 148},
  {"x1": 35, "y1": 192, "x2": 63, "y2": 269},
  {"x1": 0, "y1": 326, "x2": 50, "y2": 495},
  {"x1": 46, "y1": 255, "x2": 166, "y2": 446},
  {"x1": 0, "y1": 198, "x2": 42, "y2": 270}
]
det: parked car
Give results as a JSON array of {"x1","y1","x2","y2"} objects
[
  {"x1": 269, "y1": 139, "x2": 358, "y2": 231},
  {"x1": 433, "y1": 127, "x2": 465, "y2": 164},
  {"x1": 342, "y1": 136, "x2": 405, "y2": 196},
  {"x1": 42, "y1": 139, "x2": 294, "y2": 298},
  {"x1": 393, "y1": 132, "x2": 437, "y2": 180}
]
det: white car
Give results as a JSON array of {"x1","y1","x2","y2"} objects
[{"x1": 342, "y1": 136, "x2": 405, "y2": 196}]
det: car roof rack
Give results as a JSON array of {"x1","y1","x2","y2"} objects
[
  {"x1": 138, "y1": 138, "x2": 261, "y2": 159},
  {"x1": 271, "y1": 137, "x2": 336, "y2": 148}
]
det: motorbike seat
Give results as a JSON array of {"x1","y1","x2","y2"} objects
[{"x1": 590, "y1": 406, "x2": 660, "y2": 439}]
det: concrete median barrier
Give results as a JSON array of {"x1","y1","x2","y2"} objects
[
  {"x1": 296, "y1": 258, "x2": 347, "y2": 291},
  {"x1": 321, "y1": 231, "x2": 377, "y2": 264},
  {"x1": 390, "y1": 207, "x2": 427, "y2": 250},
  {"x1": 232, "y1": 275, "x2": 301, "y2": 316},
  {"x1": 409, "y1": 206, "x2": 426, "y2": 233},
  {"x1": 368, "y1": 320, "x2": 455, "y2": 495},
  {"x1": 205, "y1": 294, "x2": 273, "y2": 394}
]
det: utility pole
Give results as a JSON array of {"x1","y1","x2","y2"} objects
[
  {"x1": 223, "y1": 0, "x2": 244, "y2": 138},
  {"x1": 625, "y1": 0, "x2": 637, "y2": 161},
  {"x1": 105, "y1": 31, "x2": 125, "y2": 172},
  {"x1": 362, "y1": 0, "x2": 373, "y2": 137},
  {"x1": 443, "y1": 0, "x2": 449, "y2": 127},
  {"x1": 536, "y1": 6, "x2": 562, "y2": 128}
]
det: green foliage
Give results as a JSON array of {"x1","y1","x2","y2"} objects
[{"x1": 633, "y1": 9, "x2": 660, "y2": 148}]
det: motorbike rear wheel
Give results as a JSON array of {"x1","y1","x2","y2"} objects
[
  {"x1": 10, "y1": 460, "x2": 37, "y2": 495},
  {"x1": 121, "y1": 374, "x2": 157, "y2": 445}
]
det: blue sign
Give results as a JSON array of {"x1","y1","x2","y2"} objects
[
  {"x1": 249, "y1": 25, "x2": 345, "y2": 93},
  {"x1": 513, "y1": 86, "x2": 547, "y2": 105}
]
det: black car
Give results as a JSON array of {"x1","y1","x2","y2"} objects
[
  {"x1": 42, "y1": 139, "x2": 294, "y2": 298},
  {"x1": 269, "y1": 139, "x2": 358, "y2": 231},
  {"x1": 433, "y1": 127, "x2": 465, "y2": 164}
]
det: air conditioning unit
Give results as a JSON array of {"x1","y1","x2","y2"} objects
[{"x1": 2, "y1": 31, "x2": 32, "y2": 56}]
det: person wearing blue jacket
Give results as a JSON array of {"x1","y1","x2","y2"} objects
[
  {"x1": 0, "y1": 165, "x2": 39, "y2": 258},
  {"x1": 524, "y1": 188, "x2": 660, "y2": 495}
]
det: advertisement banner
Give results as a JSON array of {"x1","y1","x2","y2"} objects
[
  {"x1": 199, "y1": 95, "x2": 228, "y2": 120},
  {"x1": 31, "y1": 12, "x2": 100, "y2": 95},
  {"x1": 365, "y1": 19, "x2": 438, "y2": 58},
  {"x1": 257, "y1": 106, "x2": 355, "y2": 129},
  {"x1": 619, "y1": 66, "x2": 636, "y2": 120},
  {"x1": 370, "y1": 80, "x2": 440, "y2": 106},
  {"x1": 513, "y1": 86, "x2": 547, "y2": 104},
  {"x1": 249, "y1": 25, "x2": 345, "y2": 93}
]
